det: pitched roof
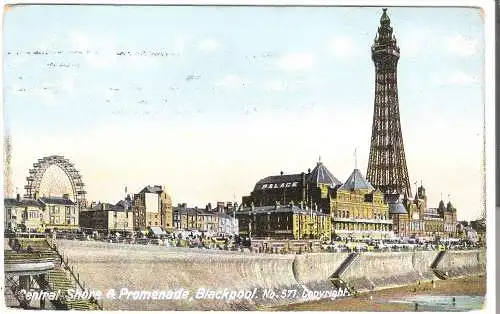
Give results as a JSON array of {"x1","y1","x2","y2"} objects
[
  {"x1": 4, "y1": 198, "x2": 43, "y2": 207},
  {"x1": 306, "y1": 162, "x2": 341, "y2": 188},
  {"x1": 339, "y1": 169, "x2": 374, "y2": 191},
  {"x1": 446, "y1": 201, "x2": 456, "y2": 212},
  {"x1": 255, "y1": 174, "x2": 303, "y2": 186},
  {"x1": 39, "y1": 197, "x2": 76, "y2": 206},
  {"x1": 115, "y1": 199, "x2": 132, "y2": 210},
  {"x1": 139, "y1": 185, "x2": 164, "y2": 194},
  {"x1": 388, "y1": 201, "x2": 407, "y2": 214}
]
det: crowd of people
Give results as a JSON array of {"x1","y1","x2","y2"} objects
[{"x1": 7, "y1": 228, "x2": 483, "y2": 254}]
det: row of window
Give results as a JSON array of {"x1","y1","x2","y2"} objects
[
  {"x1": 334, "y1": 210, "x2": 388, "y2": 220},
  {"x1": 49, "y1": 206, "x2": 76, "y2": 215},
  {"x1": 49, "y1": 217, "x2": 76, "y2": 225},
  {"x1": 335, "y1": 222, "x2": 390, "y2": 231}
]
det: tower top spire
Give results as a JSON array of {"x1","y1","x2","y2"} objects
[
  {"x1": 380, "y1": 8, "x2": 390, "y2": 25},
  {"x1": 374, "y1": 8, "x2": 396, "y2": 46}
]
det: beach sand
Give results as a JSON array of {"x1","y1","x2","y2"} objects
[{"x1": 270, "y1": 275, "x2": 486, "y2": 311}]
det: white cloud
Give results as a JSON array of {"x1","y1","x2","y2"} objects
[
  {"x1": 432, "y1": 71, "x2": 479, "y2": 86},
  {"x1": 445, "y1": 35, "x2": 478, "y2": 57},
  {"x1": 277, "y1": 52, "x2": 315, "y2": 71},
  {"x1": 263, "y1": 79, "x2": 288, "y2": 92},
  {"x1": 215, "y1": 74, "x2": 250, "y2": 89},
  {"x1": 328, "y1": 36, "x2": 357, "y2": 59},
  {"x1": 198, "y1": 38, "x2": 221, "y2": 52}
]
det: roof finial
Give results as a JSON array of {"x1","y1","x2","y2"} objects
[
  {"x1": 380, "y1": 8, "x2": 390, "y2": 26},
  {"x1": 318, "y1": 155, "x2": 321, "y2": 163}
]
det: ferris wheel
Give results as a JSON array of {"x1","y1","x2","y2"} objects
[{"x1": 24, "y1": 155, "x2": 87, "y2": 208}]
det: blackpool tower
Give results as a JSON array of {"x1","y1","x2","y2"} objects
[{"x1": 366, "y1": 8, "x2": 411, "y2": 197}]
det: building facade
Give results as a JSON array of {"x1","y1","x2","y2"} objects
[
  {"x1": 4, "y1": 194, "x2": 79, "y2": 231},
  {"x1": 132, "y1": 185, "x2": 173, "y2": 231},
  {"x1": 173, "y1": 202, "x2": 238, "y2": 235},
  {"x1": 331, "y1": 169, "x2": 392, "y2": 240},
  {"x1": 236, "y1": 204, "x2": 331, "y2": 240},
  {"x1": 391, "y1": 185, "x2": 458, "y2": 240},
  {"x1": 79, "y1": 202, "x2": 133, "y2": 233},
  {"x1": 40, "y1": 196, "x2": 79, "y2": 230},
  {"x1": 4, "y1": 195, "x2": 44, "y2": 232}
]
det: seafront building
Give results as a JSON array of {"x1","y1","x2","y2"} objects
[
  {"x1": 132, "y1": 185, "x2": 173, "y2": 232},
  {"x1": 240, "y1": 161, "x2": 391, "y2": 240},
  {"x1": 41, "y1": 195, "x2": 79, "y2": 230},
  {"x1": 4, "y1": 193, "x2": 79, "y2": 232},
  {"x1": 236, "y1": 203, "x2": 331, "y2": 240},
  {"x1": 79, "y1": 201, "x2": 133, "y2": 234},
  {"x1": 4, "y1": 194, "x2": 45, "y2": 232},
  {"x1": 172, "y1": 202, "x2": 239, "y2": 235},
  {"x1": 331, "y1": 169, "x2": 392, "y2": 240},
  {"x1": 392, "y1": 185, "x2": 458, "y2": 240}
]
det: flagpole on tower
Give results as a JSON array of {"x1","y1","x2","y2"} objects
[{"x1": 354, "y1": 148, "x2": 358, "y2": 169}]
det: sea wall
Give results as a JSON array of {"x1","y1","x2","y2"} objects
[
  {"x1": 54, "y1": 240, "x2": 486, "y2": 310},
  {"x1": 437, "y1": 250, "x2": 486, "y2": 278}
]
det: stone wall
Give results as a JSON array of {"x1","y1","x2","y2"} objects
[{"x1": 55, "y1": 240, "x2": 486, "y2": 310}]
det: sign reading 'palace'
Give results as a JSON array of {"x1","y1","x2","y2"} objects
[{"x1": 261, "y1": 182, "x2": 300, "y2": 190}]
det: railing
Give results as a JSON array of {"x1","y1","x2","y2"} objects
[{"x1": 46, "y1": 238, "x2": 103, "y2": 310}]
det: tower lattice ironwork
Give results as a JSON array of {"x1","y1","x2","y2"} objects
[{"x1": 366, "y1": 8, "x2": 411, "y2": 197}]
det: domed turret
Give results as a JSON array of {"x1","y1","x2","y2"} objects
[
  {"x1": 446, "y1": 201, "x2": 456, "y2": 212},
  {"x1": 306, "y1": 161, "x2": 341, "y2": 188},
  {"x1": 437, "y1": 200, "x2": 446, "y2": 214},
  {"x1": 340, "y1": 169, "x2": 374, "y2": 192}
]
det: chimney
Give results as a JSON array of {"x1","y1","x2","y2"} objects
[
  {"x1": 280, "y1": 171, "x2": 284, "y2": 176},
  {"x1": 63, "y1": 193, "x2": 69, "y2": 199},
  {"x1": 34, "y1": 192, "x2": 38, "y2": 200},
  {"x1": 16, "y1": 193, "x2": 20, "y2": 202}
]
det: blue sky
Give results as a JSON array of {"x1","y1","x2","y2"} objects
[{"x1": 3, "y1": 5, "x2": 484, "y2": 220}]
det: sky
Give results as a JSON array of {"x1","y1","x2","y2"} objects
[{"x1": 3, "y1": 5, "x2": 485, "y2": 221}]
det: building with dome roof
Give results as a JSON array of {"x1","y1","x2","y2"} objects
[
  {"x1": 241, "y1": 161, "x2": 392, "y2": 240},
  {"x1": 242, "y1": 160, "x2": 342, "y2": 211},
  {"x1": 331, "y1": 169, "x2": 392, "y2": 240}
]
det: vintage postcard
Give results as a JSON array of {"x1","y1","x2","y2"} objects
[{"x1": 2, "y1": 1, "x2": 492, "y2": 312}]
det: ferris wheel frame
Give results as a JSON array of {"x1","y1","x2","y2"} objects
[{"x1": 24, "y1": 155, "x2": 87, "y2": 208}]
